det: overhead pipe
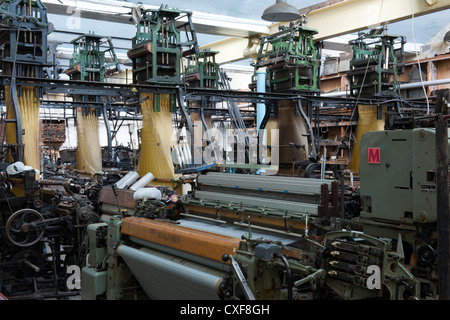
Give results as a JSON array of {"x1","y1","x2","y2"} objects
[
  {"x1": 398, "y1": 78, "x2": 450, "y2": 90},
  {"x1": 320, "y1": 78, "x2": 450, "y2": 97},
  {"x1": 256, "y1": 70, "x2": 266, "y2": 134}
]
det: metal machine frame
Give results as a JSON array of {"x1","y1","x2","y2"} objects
[
  {"x1": 0, "y1": 2, "x2": 446, "y2": 302},
  {"x1": 347, "y1": 27, "x2": 406, "y2": 98},
  {"x1": 254, "y1": 17, "x2": 320, "y2": 93},
  {"x1": 0, "y1": 0, "x2": 51, "y2": 162}
]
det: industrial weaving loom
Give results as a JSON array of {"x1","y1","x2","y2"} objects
[{"x1": 0, "y1": 1, "x2": 449, "y2": 301}]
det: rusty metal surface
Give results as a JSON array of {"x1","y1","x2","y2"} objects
[
  {"x1": 99, "y1": 186, "x2": 137, "y2": 209},
  {"x1": 277, "y1": 100, "x2": 309, "y2": 163},
  {"x1": 0, "y1": 119, "x2": 5, "y2": 142},
  {"x1": 59, "y1": 149, "x2": 76, "y2": 163},
  {"x1": 186, "y1": 205, "x2": 307, "y2": 234},
  {"x1": 318, "y1": 180, "x2": 340, "y2": 218},
  {"x1": 41, "y1": 119, "x2": 66, "y2": 144}
]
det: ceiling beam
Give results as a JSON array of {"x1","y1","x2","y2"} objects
[
  {"x1": 200, "y1": 37, "x2": 256, "y2": 64},
  {"x1": 205, "y1": 0, "x2": 450, "y2": 64},
  {"x1": 287, "y1": 0, "x2": 450, "y2": 40},
  {"x1": 42, "y1": 0, "x2": 271, "y2": 38}
]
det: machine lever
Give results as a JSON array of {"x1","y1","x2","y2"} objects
[
  {"x1": 227, "y1": 255, "x2": 255, "y2": 300},
  {"x1": 112, "y1": 183, "x2": 123, "y2": 218}
]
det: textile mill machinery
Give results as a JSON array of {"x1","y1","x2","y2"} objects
[
  {"x1": 0, "y1": 0, "x2": 449, "y2": 302},
  {"x1": 81, "y1": 91, "x2": 450, "y2": 301}
]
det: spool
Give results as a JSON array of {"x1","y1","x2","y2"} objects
[
  {"x1": 6, "y1": 161, "x2": 25, "y2": 175},
  {"x1": 130, "y1": 172, "x2": 155, "y2": 191},
  {"x1": 182, "y1": 142, "x2": 192, "y2": 164},
  {"x1": 177, "y1": 145, "x2": 186, "y2": 165},
  {"x1": 133, "y1": 187, "x2": 162, "y2": 201},
  {"x1": 116, "y1": 171, "x2": 140, "y2": 189},
  {"x1": 172, "y1": 146, "x2": 182, "y2": 166}
]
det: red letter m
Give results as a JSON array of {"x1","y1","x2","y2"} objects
[{"x1": 368, "y1": 148, "x2": 380, "y2": 164}]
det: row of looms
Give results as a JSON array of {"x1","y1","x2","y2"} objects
[{"x1": 0, "y1": 0, "x2": 449, "y2": 301}]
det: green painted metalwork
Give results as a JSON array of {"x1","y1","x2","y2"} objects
[
  {"x1": 323, "y1": 231, "x2": 420, "y2": 300},
  {"x1": 66, "y1": 33, "x2": 121, "y2": 118},
  {"x1": 184, "y1": 48, "x2": 220, "y2": 89},
  {"x1": 0, "y1": 0, "x2": 50, "y2": 72},
  {"x1": 254, "y1": 18, "x2": 319, "y2": 92},
  {"x1": 0, "y1": 0, "x2": 51, "y2": 162},
  {"x1": 347, "y1": 27, "x2": 406, "y2": 98},
  {"x1": 81, "y1": 217, "x2": 147, "y2": 300},
  {"x1": 81, "y1": 223, "x2": 108, "y2": 300},
  {"x1": 128, "y1": 5, "x2": 198, "y2": 86},
  {"x1": 357, "y1": 126, "x2": 448, "y2": 298},
  {"x1": 66, "y1": 34, "x2": 121, "y2": 82}
]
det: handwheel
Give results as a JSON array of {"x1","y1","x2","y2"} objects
[
  {"x1": 5, "y1": 209, "x2": 45, "y2": 247},
  {"x1": 304, "y1": 163, "x2": 321, "y2": 178}
]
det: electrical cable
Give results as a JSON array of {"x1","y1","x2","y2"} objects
[
  {"x1": 274, "y1": 252, "x2": 293, "y2": 300},
  {"x1": 410, "y1": 0, "x2": 430, "y2": 114},
  {"x1": 331, "y1": 56, "x2": 372, "y2": 158}
]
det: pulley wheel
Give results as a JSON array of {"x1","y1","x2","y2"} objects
[
  {"x1": 5, "y1": 209, "x2": 45, "y2": 247},
  {"x1": 417, "y1": 244, "x2": 436, "y2": 267},
  {"x1": 304, "y1": 163, "x2": 321, "y2": 178}
]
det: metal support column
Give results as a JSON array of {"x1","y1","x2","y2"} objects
[{"x1": 435, "y1": 89, "x2": 450, "y2": 300}]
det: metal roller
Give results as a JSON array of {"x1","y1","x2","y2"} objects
[
  {"x1": 198, "y1": 172, "x2": 331, "y2": 195},
  {"x1": 194, "y1": 190, "x2": 320, "y2": 215}
]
